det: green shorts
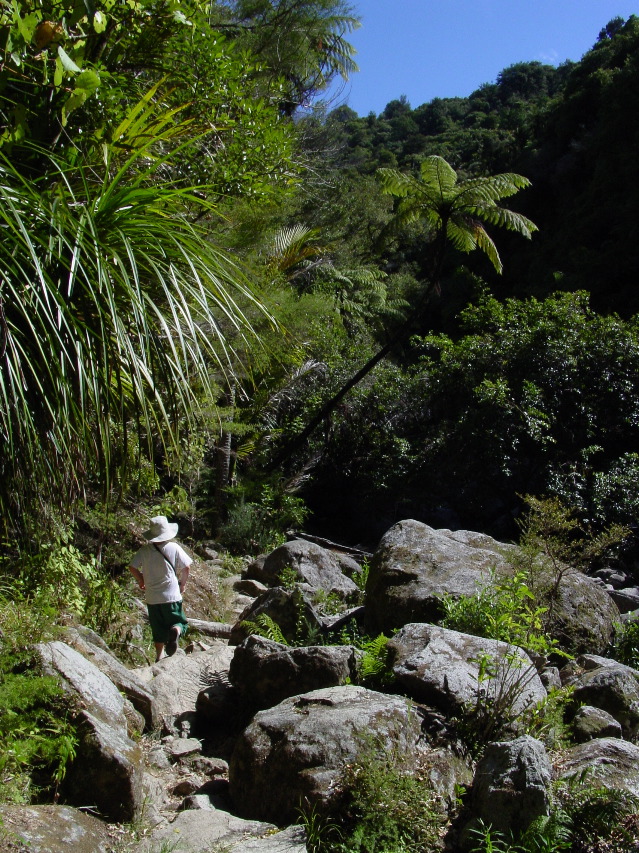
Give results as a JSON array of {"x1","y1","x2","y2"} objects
[{"x1": 147, "y1": 601, "x2": 189, "y2": 643}]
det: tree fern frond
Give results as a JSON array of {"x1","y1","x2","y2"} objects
[
  {"x1": 472, "y1": 223, "x2": 503, "y2": 273},
  {"x1": 419, "y1": 155, "x2": 458, "y2": 194},
  {"x1": 447, "y1": 219, "x2": 478, "y2": 254}
]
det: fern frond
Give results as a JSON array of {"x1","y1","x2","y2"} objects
[{"x1": 241, "y1": 614, "x2": 289, "y2": 645}]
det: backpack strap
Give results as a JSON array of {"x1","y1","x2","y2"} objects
[{"x1": 153, "y1": 542, "x2": 177, "y2": 575}]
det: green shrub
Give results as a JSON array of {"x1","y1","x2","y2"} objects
[
  {"x1": 217, "y1": 484, "x2": 309, "y2": 556},
  {"x1": 441, "y1": 569, "x2": 561, "y2": 661},
  {"x1": 323, "y1": 735, "x2": 445, "y2": 852},
  {"x1": 0, "y1": 672, "x2": 77, "y2": 803},
  {"x1": 608, "y1": 619, "x2": 639, "y2": 669},
  {"x1": 0, "y1": 594, "x2": 78, "y2": 803}
]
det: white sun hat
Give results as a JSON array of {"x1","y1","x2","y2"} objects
[{"x1": 143, "y1": 515, "x2": 179, "y2": 543}]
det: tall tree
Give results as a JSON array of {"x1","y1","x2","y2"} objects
[
  {"x1": 272, "y1": 155, "x2": 537, "y2": 465},
  {"x1": 212, "y1": 0, "x2": 360, "y2": 112}
]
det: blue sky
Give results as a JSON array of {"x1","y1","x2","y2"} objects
[{"x1": 330, "y1": 1, "x2": 639, "y2": 116}]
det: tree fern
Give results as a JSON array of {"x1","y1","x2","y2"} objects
[{"x1": 378, "y1": 155, "x2": 537, "y2": 277}]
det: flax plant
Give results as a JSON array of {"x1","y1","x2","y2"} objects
[{"x1": 0, "y1": 99, "x2": 273, "y2": 538}]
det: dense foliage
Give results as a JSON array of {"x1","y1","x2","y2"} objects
[{"x1": 288, "y1": 292, "x2": 639, "y2": 540}]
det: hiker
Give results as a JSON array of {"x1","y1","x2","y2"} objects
[{"x1": 129, "y1": 515, "x2": 192, "y2": 662}]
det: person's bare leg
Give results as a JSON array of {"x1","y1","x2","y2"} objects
[{"x1": 154, "y1": 642, "x2": 165, "y2": 662}]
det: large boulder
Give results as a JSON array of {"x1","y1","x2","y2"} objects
[
  {"x1": 248, "y1": 539, "x2": 360, "y2": 600},
  {"x1": 63, "y1": 711, "x2": 145, "y2": 822},
  {"x1": 547, "y1": 570, "x2": 620, "y2": 654},
  {"x1": 365, "y1": 521, "x2": 509, "y2": 631},
  {"x1": 36, "y1": 641, "x2": 128, "y2": 734},
  {"x1": 135, "y1": 642, "x2": 234, "y2": 732},
  {"x1": 229, "y1": 635, "x2": 359, "y2": 709},
  {"x1": 62, "y1": 627, "x2": 155, "y2": 728},
  {"x1": 470, "y1": 737, "x2": 552, "y2": 836},
  {"x1": 572, "y1": 705, "x2": 623, "y2": 742},
  {"x1": 229, "y1": 685, "x2": 423, "y2": 825},
  {"x1": 561, "y1": 655, "x2": 639, "y2": 738},
  {"x1": 143, "y1": 810, "x2": 307, "y2": 853},
  {"x1": 366, "y1": 520, "x2": 619, "y2": 653},
  {"x1": 0, "y1": 804, "x2": 111, "y2": 853},
  {"x1": 556, "y1": 738, "x2": 639, "y2": 798},
  {"x1": 388, "y1": 623, "x2": 546, "y2": 720}
]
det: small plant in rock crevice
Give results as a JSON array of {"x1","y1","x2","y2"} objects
[
  {"x1": 240, "y1": 613, "x2": 290, "y2": 645},
  {"x1": 467, "y1": 774, "x2": 639, "y2": 853},
  {"x1": 355, "y1": 633, "x2": 393, "y2": 689},
  {"x1": 315, "y1": 734, "x2": 446, "y2": 853},
  {"x1": 450, "y1": 649, "x2": 543, "y2": 756}
]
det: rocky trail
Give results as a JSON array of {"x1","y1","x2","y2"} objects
[{"x1": 2, "y1": 524, "x2": 639, "y2": 852}]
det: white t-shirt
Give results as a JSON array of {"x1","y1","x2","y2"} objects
[{"x1": 130, "y1": 541, "x2": 192, "y2": 605}]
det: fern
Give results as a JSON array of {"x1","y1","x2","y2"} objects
[
  {"x1": 241, "y1": 614, "x2": 289, "y2": 645},
  {"x1": 357, "y1": 634, "x2": 392, "y2": 686}
]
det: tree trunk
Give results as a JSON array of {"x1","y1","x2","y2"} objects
[
  {"x1": 213, "y1": 384, "x2": 235, "y2": 528},
  {"x1": 271, "y1": 286, "x2": 437, "y2": 468}
]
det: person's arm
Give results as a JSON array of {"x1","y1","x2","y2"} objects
[
  {"x1": 179, "y1": 565, "x2": 189, "y2": 595},
  {"x1": 129, "y1": 565, "x2": 145, "y2": 592}
]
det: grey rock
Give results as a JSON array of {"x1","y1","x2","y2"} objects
[
  {"x1": 251, "y1": 539, "x2": 359, "y2": 600},
  {"x1": 180, "y1": 794, "x2": 215, "y2": 811},
  {"x1": 366, "y1": 520, "x2": 619, "y2": 654},
  {"x1": 169, "y1": 737, "x2": 203, "y2": 760},
  {"x1": 190, "y1": 756, "x2": 229, "y2": 776},
  {"x1": 557, "y1": 738, "x2": 639, "y2": 797},
  {"x1": 147, "y1": 746, "x2": 171, "y2": 769},
  {"x1": 229, "y1": 825, "x2": 308, "y2": 852},
  {"x1": 234, "y1": 577, "x2": 269, "y2": 596},
  {"x1": 366, "y1": 520, "x2": 506, "y2": 631},
  {"x1": 229, "y1": 684, "x2": 424, "y2": 824},
  {"x1": 0, "y1": 804, "x2": 111, "y2": 853},
  {"x1": 246, "y1": 553, "x2": 268, "y2": 578},
  {"x1": 609, "y1": 587, "x2": 639, "y2": 614},
  {"x1": 62, "y1": 627, "x2": 155, "y2": 728},
  {"x1": 562, "y1": 659, "x2": 639, "y2": 738},
  {"x1": 195, "y1": 543, "x2": 219, "y2": 560},
  {"x1": 36, "y1": 641, "x2": 128, "y2": 734},
  {"x1": 229, "y1": 635, "x2": 359, "y2": 709},
  {"x1": 173, "y1": 777, "x2": 205, "y2": 798},
  {"x1": 471, "y1": 736, "x2": 552, "y2": 836},
  {"x1": 229, "y1": 587, "x2": 323, "y2": 646},
  {"x1": 195, "y1": 673, "x2": 240, "y2": 725},
  {"x1": 540, "y1": 667, "x2": 562, "y2": 691},
  {"x1": 64, "y1": 711, "x2": 145, "y2": 822},
  {"x1": 388, "y1": 623, "x2": 546, "y2": 719},
  {"x1": 141, "y1": 808, "x2": 300, "y2": 853},
  {"x1": 136, "y1": 641, "x2": 234, "y2": 730},
  {"x1": 572, "y1": 705, "x2": 623, "y2": 741},
  {"x1": 122, "y1": 698, "x2": 146, "y2": 737},
  {"x1": 418, "y1": 747, "x2": 474, "y2": 801},
  {"x1": 545, "y1": 569, "x2": 620, "y2": 654}
]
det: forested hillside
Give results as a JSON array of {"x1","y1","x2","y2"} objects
[{"x1": 2, "y1": 4, "x2": 639, "y2": 550}]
